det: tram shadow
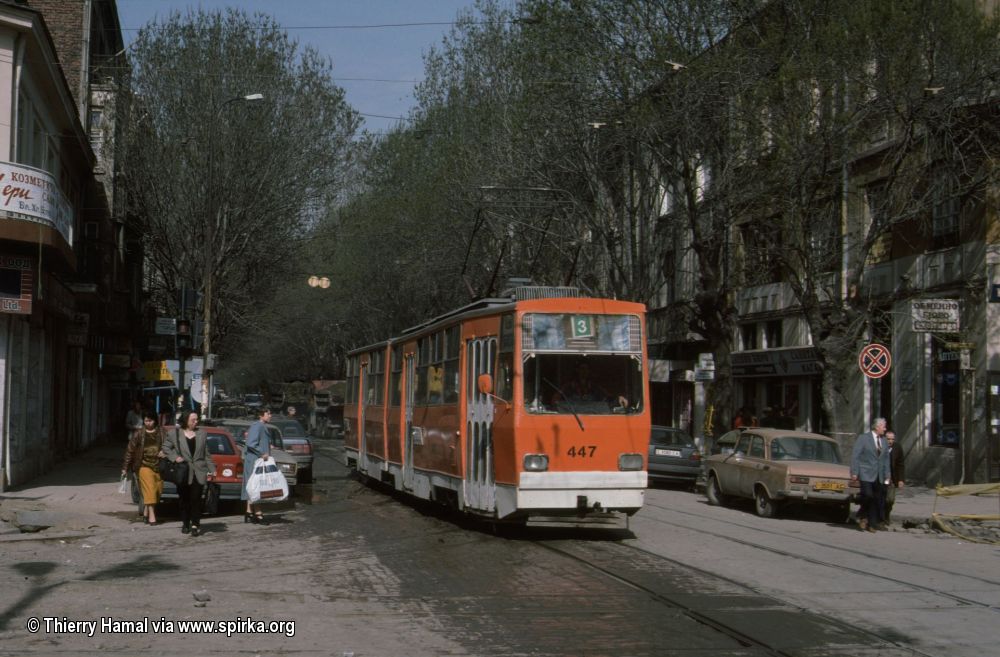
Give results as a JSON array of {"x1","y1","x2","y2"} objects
[{"x1": 352, "y1": 470, "x2": 638, "y2": 540}]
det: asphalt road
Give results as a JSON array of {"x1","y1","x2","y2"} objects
[{"x1": 1, "y1": 440, "x2": 997, "y2": 656}]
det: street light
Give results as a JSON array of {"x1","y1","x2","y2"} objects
[
  {"x1": 307, "y1": 276, "x2": 331, "y2": 289},
  {"x1": 201, "y1": 92, "x2": 264, "y2": 418}
]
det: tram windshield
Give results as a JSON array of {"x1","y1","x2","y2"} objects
[{"x1": 523, "y1": 354, "x2": 643, "y2": 415}]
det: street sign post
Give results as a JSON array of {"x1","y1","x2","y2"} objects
[{"x1": 859, "y1": 343, "x2": 892, "y2": 379}]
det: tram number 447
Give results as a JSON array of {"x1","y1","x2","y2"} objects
[{"x1": 567, "y1": 445, "x2": 597, "y2": 457}]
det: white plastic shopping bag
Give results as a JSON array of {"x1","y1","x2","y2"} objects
[
  {"x1": 245, "y1": 456, "x2": 289, "y2": 503},
  {"x1": 117, "y1": 474, "x2": 130, "y2": 495}
]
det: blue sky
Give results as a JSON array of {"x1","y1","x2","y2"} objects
[{"x1": 115, "y1": 0, "x2": 484, "y2": 134}]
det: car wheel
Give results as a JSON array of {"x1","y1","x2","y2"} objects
[
  {"x1": 706, "y1": 474, "x2": 727, "y2": 507},
  {"x1": 754, "y1": 487, "x2": 778, "y2": 518}
]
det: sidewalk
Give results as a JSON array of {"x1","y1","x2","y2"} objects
[
  {"x1": 1, "y1": 442, "x2": 999, "y2": 538},
  {"x1": 0, "y1": 443, "x2": 137, "y2": 539}
]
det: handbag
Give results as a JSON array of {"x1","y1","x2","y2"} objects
[
  {"x1": 245, "y1": 456, "x2": 289, "y2": 504},
  {"x1": 158, "y1": 458, "x2": 189, "y2": 485},
  {"x1": 203, "y1": 483, "x2": 221, "y2": 515}
]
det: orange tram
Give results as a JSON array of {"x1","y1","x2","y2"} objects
[{"x1": 343, "y1": 287, "x2": 651, "y2": 526}]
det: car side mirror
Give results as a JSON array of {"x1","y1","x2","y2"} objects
[{"x1": 477, "y1": 374, "x2": 493, "y2": 395}]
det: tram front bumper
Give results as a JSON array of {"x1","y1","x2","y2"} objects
[{"x1": 514, "y1": 471, "x2": 647, "y2": 515}]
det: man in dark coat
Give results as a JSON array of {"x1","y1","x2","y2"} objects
[{"x1": 885, "y1": 430, "x2": 905, "y2": 524}]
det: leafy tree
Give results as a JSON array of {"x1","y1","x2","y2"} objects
[{"x1": 115, "y1": 9, "x2": 360, "y2": 358}]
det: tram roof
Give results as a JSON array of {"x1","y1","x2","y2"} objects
[{"x1": 347, "y1": 286, "x2": 641, "y2": 356}]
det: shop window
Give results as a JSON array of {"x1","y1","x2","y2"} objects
[{"x1": 932, "y1": 342, "x2": 961, "y2": 447}]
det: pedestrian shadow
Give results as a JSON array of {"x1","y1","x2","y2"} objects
[{"x1": 0, "y1": 555, "x2": 180, "y2": 631}]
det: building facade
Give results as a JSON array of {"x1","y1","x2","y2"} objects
[{"x1": 0, "y1": 0, "x2": 136, "y2": 489}]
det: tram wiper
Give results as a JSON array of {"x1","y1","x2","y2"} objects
[{"x1": 542, "y1": 377, "x2": 584, "y2": 431}]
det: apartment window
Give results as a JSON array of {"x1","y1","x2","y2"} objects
[
  {"x1": 662, "y1": 249, "x2": 676, "y2": 305},
  {"x1": 809, "y1": 202, "x2": 841, "y2": 274},
  {"x1": 765, "y1": 320, "x2": 782, "y2": 349},
  {"x1": 741, "y1": 323, "x2": 758, "y2": 350},
  {"x1": 740, "y1": 221, "x2": 782, "y2": 285},
  {"x1": 931, "y1": 185, "x2": 960, "y2": 250}
]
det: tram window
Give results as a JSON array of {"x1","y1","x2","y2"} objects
[
  {"x1": 442, "y1": 326, "x2": 460, "y2": 404},
  {"x1": 389, "y1": 345, "x2": 402, "y2": 407},
  {"x1": 367, "y1": 350, "x2": 385, "y2": 405},
  {"x1": 428, "y1": 365, "x2": 444, "y2": 403},
  {"x1": 496, "y1": 352, "x2": 513, "y2": 402},
  {"x1": 524, "y1": 354, "x2": 642, "y2": 415},
  {"x1": 346, "y1": 356, "x2": 359, "y2": 404}
]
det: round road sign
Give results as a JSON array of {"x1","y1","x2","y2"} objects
[{"x1": 859, "y1": 343, "x2": 892, "y2": 379}]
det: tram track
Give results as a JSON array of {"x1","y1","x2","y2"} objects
[
  {"x1": 531, "y1": 537, "x2": 935, "y2": 657},
  {"x1": 639, "y1": 500, "x2": 1000, "y2": 608}
]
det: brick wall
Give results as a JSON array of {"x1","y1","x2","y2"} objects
[{"x1": 29, "y1": 0, "x2": 87, "y2": 111}]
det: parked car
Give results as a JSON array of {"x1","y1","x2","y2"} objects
[
  {"x1": 243, "y1": 393, "x2": 263, "y2": 409},
  {"x1": 160, "y1": 426, "x2": 243, "y2": 511},
  {"x1": 647, "y1": 426, "x2": 701, "y2": 488},
  {"x1": 704, "y1": 428, "x2": 857, "y2": 521},
  {"x1": 269, "y1": 416, "x2": 314, "y2": 483},
  {"x1": 710, "y1": 429, "x2": 743, "y2": 455},
  {"x1": 215, "y1": 419, "x2": 298, "y2": 487}
]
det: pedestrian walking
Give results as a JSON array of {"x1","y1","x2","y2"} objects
[
  {"x1": 121, "y1": 411, "x2": 165, "y2": 525},
  {"x1": 124, "y1": 400, "x2": 143, "y2": 441},
  {"x1": 243, "y1": 407, "x2": 272, "y2": 525},
  {"x1": 850, "y1": 417, "x2": 890, "y2": 532},
  {"x1": 162, "y1": 410, "x2": 211, "y2": 537},
  {"x1": 885, "y1": 430, "x2": 905, "y2": 524}
]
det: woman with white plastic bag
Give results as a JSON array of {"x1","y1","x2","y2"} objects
[
  {"x1": 242, "y1": 407, "x2": 273, "y2": 524},
  {"x1": 245, "y1": 455, "x2": 289, "y2": 504}
]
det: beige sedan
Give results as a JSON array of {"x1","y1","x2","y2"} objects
[{"x1": 704, "y1": 428, "x2": 858, "y2": 521}]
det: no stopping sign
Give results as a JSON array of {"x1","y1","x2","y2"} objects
[{"x1": 859, "y1": 343, "x2": 891, "y2": 379}]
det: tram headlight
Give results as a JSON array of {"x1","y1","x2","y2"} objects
[
  {"x1": 523, "y1": 454, "x2": 549, "y2": 472},
  {"x1": 618, "y1": 453, "x2": 644, "y2": 471}
]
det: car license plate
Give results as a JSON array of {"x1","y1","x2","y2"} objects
[
  {"x1": 814, "y1": 481, "x2": 845, "y2": 491},
  {"x1": 655, "y1": 448, "x2": 682, "y2": 457}
]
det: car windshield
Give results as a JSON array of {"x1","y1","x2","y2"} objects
[
  {"x1": 770, "y1": 436, "x2": 842, "y2": 464},
  {"x1": 651, "y1": 429, "x2": 693, "y2": 448},
  {"x1": 523, "y1": 354, "x2": 643, "y2": 415},
  {"x1": 275, "y1": 420, "x2": 305, "y2": 437},
  {"x1": 206, "y1": 433, "x2": 235, "y2": 456}
]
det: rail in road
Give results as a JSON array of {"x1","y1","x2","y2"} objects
[
  {"x1": 316, "y1": 436, "x2": 1000, "y2": 657},
  {"x1": 640, "y1": 500, "x2": 1000, "y2": 609}
]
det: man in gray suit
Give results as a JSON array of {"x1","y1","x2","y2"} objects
[{"x1": 850, "y1": 417, "x2": 890, "y2": 532}]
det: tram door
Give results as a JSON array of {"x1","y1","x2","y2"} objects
[
  {"x1": 465, "y1": 337, "x2": 496, "y2": 512},
  {"x1": 402, "y1": 354, "x2": 416, "y2": 491},
  {"x1": 358, "y1": 361, "x2": 369, "y2": 476}
]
